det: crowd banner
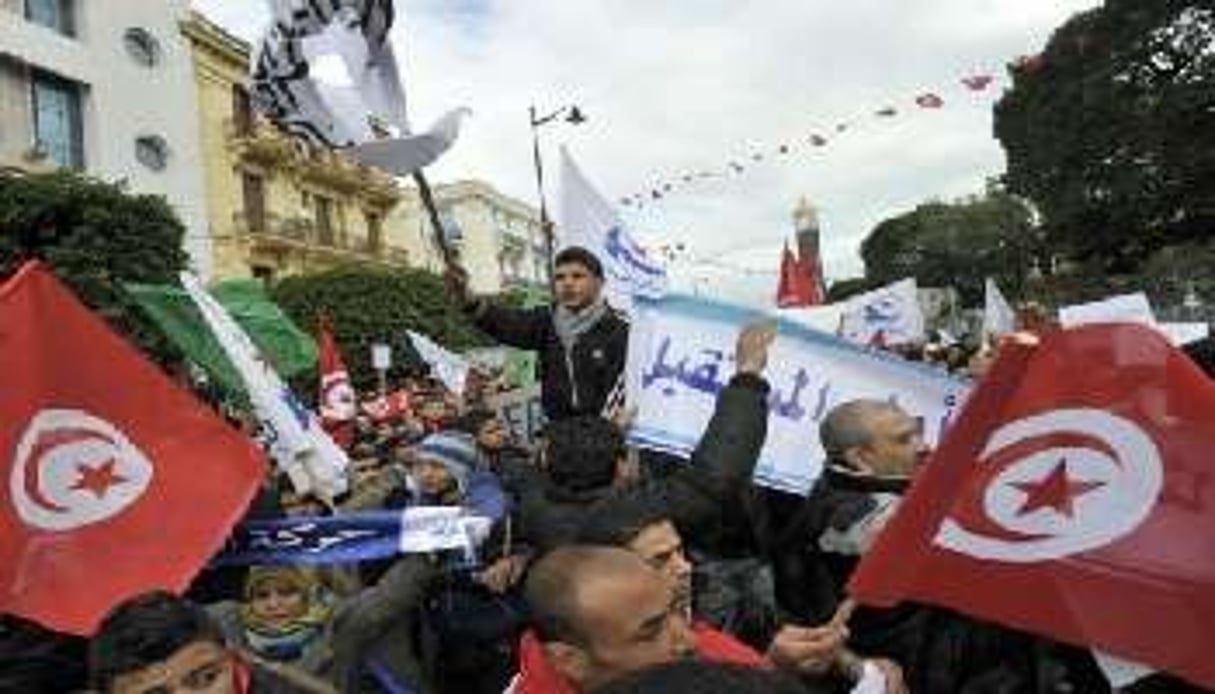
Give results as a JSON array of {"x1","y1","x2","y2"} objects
[
  {"x1": 408, "y1": 330, "x2": 470, "y2": 396},
  {"x1": 626, "y1": 294, "x2": 970, "y2": 494},
  {"x1": 839, "y1": 278, "x2": 926, "y2": 346},
  {"x1": 181, "y1": 273, "x2": 349, "y2": 500},
  {"x1": 215, "y1": 507, "x2": 493, "y2": 567}
]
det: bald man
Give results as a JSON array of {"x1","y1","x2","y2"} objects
[{"x1": 510, "y1": 546, "x2": 763, "y2": 694}]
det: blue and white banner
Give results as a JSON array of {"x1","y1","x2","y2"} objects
[
  {"x1": 559, "y1": 148, "x2": 667, "y2": 309},
  {"x1": 839, "y1": 278, "x2": 926, "y2": 346},
  {"x1": 626, "y1": 295, "x2": 971, "y2": 494},
  {"x1": 215, "y1": 506, "x2": 493, "y2": 566}
]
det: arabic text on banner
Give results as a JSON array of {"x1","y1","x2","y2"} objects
[{"x1": 626, "y1": 295, "x2": 970, "y2": 494}]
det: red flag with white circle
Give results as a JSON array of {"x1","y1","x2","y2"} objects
[
  {"x1": 0, "y1": 262, "x2": 265, "y2": 635},
  {"x1": 849, "y1": 324, "x2": 1215, "y2": 688}
]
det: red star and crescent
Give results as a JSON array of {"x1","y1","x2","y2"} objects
[
  {"x1": 1012, "y1": 459, "x2": 1105, "y2": 518},
  {"x1": 70, "y1": 459, "x2": 129, "y2": 499}
]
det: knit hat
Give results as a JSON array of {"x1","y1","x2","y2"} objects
[{"x1": 412, "y1": 431, "x2": 479, "y2": 495}]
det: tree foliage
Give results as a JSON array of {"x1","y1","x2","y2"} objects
[
  {"x1": 0, "y1": 171, "x2": 190, "y2": 362},
  {"x1": 860, "y1": 192, "x2": 1040, "y2": 305},
  {"x1": 270, "y1": 265, "x2": 490, "y2": 391},
  {"x1": 995, "y1": 2, "x2": 1215, "y2": 273}
]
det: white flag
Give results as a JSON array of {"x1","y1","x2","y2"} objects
[
  {"x1": 559, "y1": 148, "x2": 668, "y2": 310},
  {"x1": 251, "y1": 0, "x2": 467, "y2": 175},
  {"x1": 839, "y1": 278, "x2": 925, "y2": 346},
  {"x1": 408, "y1": 331, "x2": 470, "y2": 396},
  {"x1": 1059, "y1": 292, "x2": 1157, "y2": 329},
  {"x1": 982, "y1": 278, "x2": 1016, "y2": 341},
  {"x1": 181, "y1": 273, "x2": 348, "y2": 500}
]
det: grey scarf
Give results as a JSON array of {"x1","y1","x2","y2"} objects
[
  {"x1": 553, "y1": 299, "x2": 609, "y2": 410},
  {"x1": 553, "y1": 298, "x2": 608, "y2": 352}
]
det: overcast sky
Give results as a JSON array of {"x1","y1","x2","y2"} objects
[{"x1": 192, "y1": 0, "x2": 1098, "y2": 306}]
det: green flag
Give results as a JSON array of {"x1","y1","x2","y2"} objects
[
  {"x1": 211, "y1": 279, "x2": 317, "y2": 377},
  {"x1": 125, "y1": 280, "x2": 317, "y2": 400}
]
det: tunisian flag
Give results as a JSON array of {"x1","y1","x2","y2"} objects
[
  {"x1": 849, "y1": 324, "x2": 1215, "y2": 688},
  {"x1": 776, "y1": 244, "x2": 812, "y2": 307},
  {"x1": 317, "y1": 316, "x2": 355, "y2": 449},
  {"x1": 0, "y1": 262, "x2": 265, "y2": 635}
]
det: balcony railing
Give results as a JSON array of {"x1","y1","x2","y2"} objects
[{"x1": 231, "y1": 209, "x2": 407, "y2": 265}]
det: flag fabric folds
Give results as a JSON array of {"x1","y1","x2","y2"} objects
[
  {"x1": 559, "y1": 148, "x2": 668, "y2": 309},
  {"x1": 982, "y1": 277, "x2": 1016, "y2": 342},
  {"x1": 125, "y1": 280, "x2": 317, "y2": 401},
  {"x1": 181, "y1": 273, "x2": 348, "y2": 501},
  {"x1": 0, "y1": 262, "x2": 265, "y2": 634},
  {"x1": 250, "y1": 0, "x2": 468, "y2": 176},
  {"x1": 776, "y1": 243, "x2": 812, "y2": 308},
  {"x1": 317, "y1": 317, "x2": 356, "y2": 449},
  {"x1": 849, "y1": 324, "x2": 1215, "y2": 688}
]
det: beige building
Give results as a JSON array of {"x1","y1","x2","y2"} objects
[
  {"x1": 183, "y1": 12, "x2": 423, "y2": 282},
  {"x1": 398, "y1": 179, "x2": 548, "y2": 294},
  {"x1": 182, "y1": 12, "x2": 546, "y2": 292},
  {"x1": 0, "y1": 0, "x2": 212, "y2": 274}
]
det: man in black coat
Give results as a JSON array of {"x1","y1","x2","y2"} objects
[
  {"x1": 770, "y1": 398, "x2": 1110, "y2": 694},
  {"x1": 448, "y1": 246, "x2": 629, "y2": 421}
]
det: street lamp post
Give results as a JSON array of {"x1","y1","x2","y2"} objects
[{"x1": 529, "y1": 104, "x2": 586, "y2": 279}]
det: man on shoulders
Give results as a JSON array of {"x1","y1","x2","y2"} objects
[{"x1": 448, "y1": 246, "x2": 629, "y2": 421}]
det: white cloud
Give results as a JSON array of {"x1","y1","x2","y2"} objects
[{"x1": 191, "y1": 0, "x2": 1097, "y2": 305}]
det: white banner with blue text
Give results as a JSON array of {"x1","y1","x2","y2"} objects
[{"x1": 626, "y1": 295, "x2": 971, "y2": 494}]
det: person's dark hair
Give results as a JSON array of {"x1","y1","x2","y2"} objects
[
  {"x1": 593, "y1": 660, "x2": 820, "y2": 694},
  {"x1": 452, "y1": 409, "x2": 499, "y2": 439},
  {"x1": 89, "y1": 591, "x2": 225, "y2": 693},
  {"x1": 554, "y1": 246, "x2": 605, "y2": 279},
  {"x1": 577, "y1": 492, "x2": 671, "y2": 548},
  {"x1": 0, "y1": 615, "x2": 88, "y2": 693},
  {"x1": 544, "y1": 416, "x2": 624, "y2": 492}
]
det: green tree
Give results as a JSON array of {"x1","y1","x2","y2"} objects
[
  {"x1": 860, "y1": 192, "x2": 1040, "y2": 305},
  {"x1": 0, "y1": 171, "x2": 190, "y2": 362},
  {"x1": 270, "y1": 265, "x2": 489, "y2": 391},
  {"x1": 994, "y1": 2, "x2": 1215, "y2": 274}
]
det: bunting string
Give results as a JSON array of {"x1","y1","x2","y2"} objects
[{"x1": 613, "y1": 64, "x2": 1034, "y2": 210}]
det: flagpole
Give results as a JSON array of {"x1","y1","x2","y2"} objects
[{"x1": 412, "y1": 170, "x2": 457, "y2": 273}]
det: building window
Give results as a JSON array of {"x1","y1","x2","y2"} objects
[
  {"x1": 241, "y1": 172, "x2": 266, "y2": 233},
  {"x1": 314, "y1": 195, "x2": 335, "y2": 244},
  {"x1": 365, "y1": 211, "x2": 383, "y2": 252},
  {"x1": 123, "y1": 28, "x2": 160, "y2": 67},
  {"x1": 232, "y1": 85, "x2": 253, "y2": 135},
  {"x1": 25, "y1": 0, "x2": 75, "y2": 37},
  {"x1": 134, "y1": 135, "x2": 169, "y2": 171},
  {"x1": 31, "y1": 71, "x2": 83, "y2": 169},
  {"x1": 251, "y1": 265, "x2": 276, "y2": 284}
]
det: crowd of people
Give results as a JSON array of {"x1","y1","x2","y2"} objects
[{"x1": 2, "y1": 246, "x2": 1210, "y2": 694}]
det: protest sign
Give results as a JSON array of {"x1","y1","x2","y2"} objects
[{"x1": 626, "y1": 294, "x2": 969, "y2": 493}]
